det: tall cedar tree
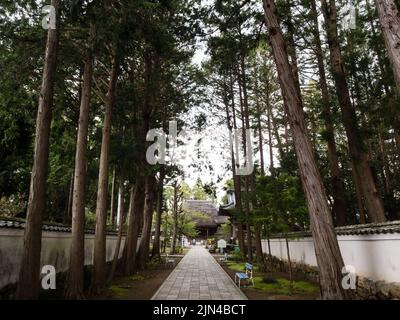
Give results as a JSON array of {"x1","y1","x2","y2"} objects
[
  {"x1": 91, "y1": 53, "x2": 119, "y2": 294},
  {"x1": 65, "y1": 23, "x2": 96, "y2": 299},
  {"x1": 16, "y1": 0, "x2": 60, "y2": 300},
  {"x1": 262, "y1": 0, "x2": 352, "y2": 299},
  {"x1": 308, "y1": 0, "x2": 349, "y2": 226},
  {"x1": 320, "y1": 0, "x2": 386, "y2": 223},
  {"x1": 374, "y1": 0, "x2": 400, "y2": 93}
]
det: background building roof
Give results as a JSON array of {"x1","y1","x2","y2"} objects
[{"x1": 184, "y1": 200, "x2": 229, "y2": 228}]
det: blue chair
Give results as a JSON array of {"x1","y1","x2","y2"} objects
[{"x1": 235, "y1": 263, "x2": 254, "y2": 288}]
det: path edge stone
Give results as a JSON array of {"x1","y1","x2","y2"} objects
[
  {"x1": 210, "y1": 255, "x2": 248, "y2": 300},
  {"x1": 151, "y1": 257, "x2": 183, "y2": 300}
]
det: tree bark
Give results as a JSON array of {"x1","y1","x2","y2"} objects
[
  {"x1": 241, "y1": 55, "x2": 260, "y2": 262},
  {"x1": 320, "y1": 0, "x2": 386, "y2": 223},
  {"x1": 110, "y1": 167, "x2": 117, "y2": 226},
  {"x1": 91, "y1": 53, "x2": 119, "y2": 294},
  {"x1": 265, "y1": 92, "x2": 276, "y2": 174},
  {"x1": 16, "y1": 0, "x2": 60, "y2": 300},
  {"x1": 267, "y1": 96, "x2": 284, "y2": 160},
  {"x1": 254, "y1": 226, "x2": 266, "y2": 271},
  {"x1": 309, "y1": 0, "x2": 348, "y2": 226},
  {"x1": 107, "y1": 170, "x2": 126, "y2": 284},
  {"x1": 65, "y1": 23, "x2": 95, "y2": 300},
  {"x1": 285, "y1": 237, "x2": 293, "y2": 292},
  {"x1": 257, "y1": 113, "x2": 265, "y2": 177},
  {"x1": 374, "y1": 0, "x2": 400, "y2": 93},
  {"x1": 229, "y1": 71, "x2": 246, "y2": 253},
  {"x1": 123, "y1": 176, "x2": 145, "y2": 275},
  {"x1": 171, "y1": 182, "x2": 179, "y2": 254},
  {"x1": 64, "y1": 173, "x2": 74, "y2": 225},
  {"x1": 366, "y1": 0, "x2": 391, "y2": 94},
  {"x1": 152, "y1": 167, "x2": 165, "y2": 258},
  {"x1": 284, "y1": 0, "x2": 301, "y2": 91},
  {"x1": 237, "y1": 59, "x2": 253, "y2": 261},
  {"x1": 379, "y1": 133, "x2": 392, "y2": 193},
  {"x1": 262, "y1": 0, "x2": 352, "y2": 299},
  {"x1": 254, "y1": 76, "x2": 266, "y2": 176},
  {"x1": 351, "y1": 162, "x2": 367, "y2": 223},
  {"x1": 394, "y1": 127, "x2": 400, "y2": 148},
  {"x1": 137, "y1": 175, "x2": 156, "y2": 270}
]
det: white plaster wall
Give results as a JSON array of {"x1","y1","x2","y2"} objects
[
  {"x1": 262, "y1": 233, "x2": 400, "y2": 283},
  {"x1": 0, "y1": 228, "x2": 128, "y2": 289}
]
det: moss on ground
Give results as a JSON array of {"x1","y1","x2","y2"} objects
[
  {"x1": 129, "y1": 274, "x2": 146, "y2": 281},
  {"x1": 252, "y1": 277, "x2": 318, "y2": 295},
  {"x1": 225, "y1": 260, "x2": 318, "y2": 296},
  {"x1": 108, "y1": 285, "x2": 130, "y2": 298},
  {"x1": 226, "y1": 261, "x2": 259, "y2": 273}
]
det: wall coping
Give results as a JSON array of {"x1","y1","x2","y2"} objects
[
  {"x1": 267, "y1": 220, "x2": 400, "y2": 239},
  {"x1": 0, "y1": 217, "x2": 123, "y2": 236}
]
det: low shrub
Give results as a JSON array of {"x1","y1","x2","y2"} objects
[
  {"x1": 229, "y1": 250, "x2": 245, "y2": 262},
  {"x1": 262, "y1": 276, "x2": 278, "y2": 284},
  {"x1": 146, "y1": 255, "x2": 166, "y2": 269}
]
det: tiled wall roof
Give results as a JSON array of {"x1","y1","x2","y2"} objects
[
  {"x1": 268, "y1": 220, "x2": 400, "y2": 239},
  {"x1": 0, "y1": 217, "x2": 120, "y2": 235}
]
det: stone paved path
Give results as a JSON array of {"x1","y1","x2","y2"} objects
[{"x1": 152, "y1": 246, "x2": 247, "y2": 300}]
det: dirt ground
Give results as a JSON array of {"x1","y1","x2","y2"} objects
[
  {"x1": 219, "y1": 260, "x2": 320, "y2": 300},
  {"x1": 94, "y1": 258, "x2": 182, "y2": 300}
]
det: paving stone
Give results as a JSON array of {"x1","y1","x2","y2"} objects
[{"x1": 152, "y1": 246, "x2": 247, "y2": 300}]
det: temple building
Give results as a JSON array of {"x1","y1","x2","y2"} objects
[{"x1": 184, "y1": 200, "x2": 229, "y2": 239}]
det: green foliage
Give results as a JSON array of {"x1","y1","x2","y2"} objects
[
  {"x1": 226, "y1": 261, "x2": 247, "y2": 272},
  {"x1": 84, "y1": 211, "x2": 97, "y2": 230},
  {"x1": 179, "y1": 217, "x2": 198, "y2": 238},
  {"x1": 0, "y1": 195, "x2": 27, "y2": 217},
  {"x1": 214, "y1": 223, "x2": 231, "y2": 241},
  {"x1": 2, "y1": 0, "x2": 400, "y2": 264},
  {"x1": 129, "y1": 274, "x2": 145, "y2": 281},
  {"x1": 252, "y1": 277, "x2": 318, "y2": 295},
  {"x1": 229, "y1": 251, "x2": 246, "y2": 263},
  {"x1": 146, "y1": 255, "x2": 166, "y2": 269},
  {"x1": 0, "y1": 0, "x2": 206, "y2": 226},
  {"x1": 108, "y1": 285, "x2": 129, "y2": 298},
  {"x1": 254, "y1": 173, "x2": 309, "y2": 234},
  {"x1": 192, "y1": 178, "x2": 216, "y2": 201},
  {"x1": 225, "y1": 261, "x2": 317, "y2": 295}
]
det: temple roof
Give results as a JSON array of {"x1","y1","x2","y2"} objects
[
  {"x1": 218, "y1": 202, "x2": 235, "y2": 216},
  {"x1": 184, "y1": 200, "x2": 229, "y2": 228}
]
